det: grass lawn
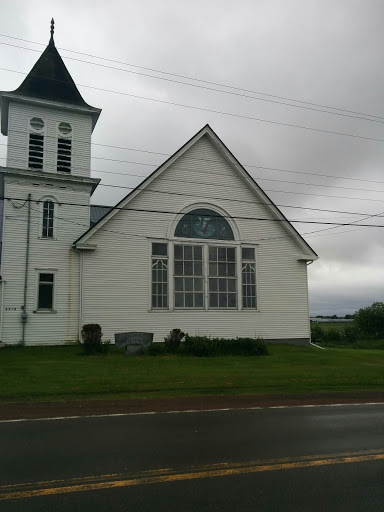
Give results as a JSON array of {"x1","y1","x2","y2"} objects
[{"x1": 1, "y1": 344, "x2": 383, "y2": 403}]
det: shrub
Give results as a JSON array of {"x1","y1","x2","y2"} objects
[
  {"x1": 355, "y1": 302, "x2": 384, "y2": 339},
  {"x1": 164, "y1": 328, "x2": 185, "y2": 352},
  {"x1": 310, "y1": 323, "x2": 324, "y2": 344},
  {"x1": 81, "y1": 323, "x2": 110, "y2": 355},
  {"x1": 184, "y1": 335, "x2": 268, "y2": 357},
  {"x1": 184, "y1": 335, "x2": 219, "y2": 357},
  {"x1": 144, "y1": 343, "x2": 167, "y2": 356}
]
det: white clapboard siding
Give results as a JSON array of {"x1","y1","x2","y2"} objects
[
  {"x1": 82, "y1": 134, "x2": 311, "y2": 343},
  {"x1": 7, "y1": 102, "x2": 92, "y2": 178},
  {"x1": 1, "y1": 176, "x2": 91, "y2": 345}
]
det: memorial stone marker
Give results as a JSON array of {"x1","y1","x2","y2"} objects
[{"x1": 114, "y1": 332, "x2": 153, "y2": 355}]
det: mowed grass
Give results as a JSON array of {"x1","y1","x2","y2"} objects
[{"x1": 0, "y1": 344, "x2": 383, "y2": 403}]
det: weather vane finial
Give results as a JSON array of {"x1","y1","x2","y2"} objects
[{"x1": 50, "y1": 18, "x2": 55, "y2": 44}]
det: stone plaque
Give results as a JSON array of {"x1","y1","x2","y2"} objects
[{"x1": 114, "y1": 332, "x2": 153, "y2": 355}]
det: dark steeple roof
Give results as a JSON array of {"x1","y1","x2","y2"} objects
[
  {"x1": 0, "y1": 20, "x2": 101, "y2": 135},
  {"x1": 10, "y1": 20, "x2": 93, "y2": 108}
]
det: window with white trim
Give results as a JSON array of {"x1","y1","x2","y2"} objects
[
  {"x1": 28, "y1": 117, "x2": 45, "y2": 170},
  {"x1": 242, "y1": 247, "x2": 256, "y2": 309},
  {"x1": 151, "y1": 243, "x2": 168, "y2": 309},
  {"x1": 150, "y1": 209, "x2": 257, "y2": 311},
  {"x1": 37, "y1": 273, "x2": 54, "y2": 310},
  {"x1": 174, "y1": 244, "x2": 204, "y2": 308},
  {"x1": 42, "y1": 200, "x2": 55, "y2": 238},
  {"x1": 209, "y1": 246, "x2": 237, "y2": 308},
  {"x1": 57, "y1": 122, "x2": 72, "y2": 173}
]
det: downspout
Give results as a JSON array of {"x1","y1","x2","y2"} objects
[
  {"x1": 21, "y1": 194, "x2": 31, "y2": 345},
  {"x1": 73, "y1": 247, "x2": 84, "y2": 342},
  {"x1": 0, "y1": 279, "x2": 5, "y2": 342},
  {"x1": 306, "y1": 260, "x2": 325, "y2": 350}
]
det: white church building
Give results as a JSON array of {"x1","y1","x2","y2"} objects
[{"x1": 0, "y1": 24, "x2": 318, "y2": 346}]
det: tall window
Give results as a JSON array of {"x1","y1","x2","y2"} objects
[
  {"x1": 174, "y1": 245, "x2": 204, "y2": 308},
  {"x1": 242, "y1": 248, "x2": 256, "y2": 309},
  {"x1": 57, "y1": 122, "x2": 72, "y2": 173},
  {"x1": 28, "y1": 117, "x2": 45, "y2": 170},
  {"x1": 42, "y1": 200, "x2": 54, "y2": 238},
  {"x1": 151, "y1": 243, "x2": 168, "y2": 309},
  {"x1": 208, "y1": 246, "x2": 237, "y2": 308},
  {"x1": 37, "y1": 273, "x2": 54, "y2": 310}
]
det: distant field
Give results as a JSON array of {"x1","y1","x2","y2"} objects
[
  {"x1": 311, "y1": 321, "x2": 353, "y2": 331},
  {"x1": 0, "y1": 344, "x2": 383, "y2": 403}
]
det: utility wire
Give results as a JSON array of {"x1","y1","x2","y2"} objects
[
  {"x1": 5, "y1": 195, "x2": 384, "y2": 228},
  {"x1": 2, "y1": 66, "x2": 384, "y2": 144},
  {"x1": 1, "y1": 35, "x2": 383, "y2": 122},
  {"x1": 1, "y1": 43, "x2": 383, "y2": 126},
  {"x1": 2, "y1": 138, "x2": 384, "y2": 197}
]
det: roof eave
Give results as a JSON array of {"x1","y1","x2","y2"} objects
[{"x1": 0, "y1": 92, "x2": 101, "y2": 135}]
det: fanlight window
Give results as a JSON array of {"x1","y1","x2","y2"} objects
[{"x1": 174, "y1": 209, "x2": 234, "y2": 240}]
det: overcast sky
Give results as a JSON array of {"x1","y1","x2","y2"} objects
[{"x1": 1, "y1": 0, "x2": 384, "y2": 316}]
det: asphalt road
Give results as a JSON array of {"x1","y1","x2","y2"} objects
[{"x1": 0, "y1": 403, "x2": 383, "y2": 511}]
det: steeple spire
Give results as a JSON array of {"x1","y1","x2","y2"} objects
[{"x1": 49, "y1": 18, "x2": 55, "y2": 45}]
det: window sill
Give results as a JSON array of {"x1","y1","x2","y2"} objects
[
  {"x1": 148, "y1": 308, "x2": 260, "y2": 312},
  {"x1": 33, "y1": 309, "x2": 57, "y2": 314},
  {"x1": 38, "y1": 237, "x2": 57, "y2": 240}
]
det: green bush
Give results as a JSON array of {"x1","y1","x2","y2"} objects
[
  {"x1": 164, "y1": 328, "x2": 185, "y2": 352},
  {"x1": 355, "y1": 302, "x2": 384, "y2": 339},
  {"x1": 184, "y1": 335, "x2": 220, "y2": 357},
  {"x1": 310, "y1": 323, "x2": 324, "y2": 344},
  {"x1": 184, "y1": 335, "x2": 268, "y2": 357},
  {"x1": 81, "y1": 323, "x2": 110, "y2": 355},
  {"x1": 144, "y1": 343, "x2": 167, "y2": 356}
]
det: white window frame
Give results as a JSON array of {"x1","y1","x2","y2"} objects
[
  {"x1": 56, "y1": 121, "x2": 73, "y2": 174},
  {"x1": 38, "y1": 196, "x2": 58, "y2": 240},
  {"x1": 149, "y1": 238, "x2": 259, "y2": 311},
  {"x1": 241, "y1": 246, "x2": 258, "y2": 310},
  {"x1": 34, "y1": 269, "x2": 57, "y2": 313},
  {"x1": 28, "y1": 116, "x2": 46, "y2": 170}
]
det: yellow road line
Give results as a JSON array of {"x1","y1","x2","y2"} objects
[{"x1": 1, "y1": 451, "x2": 383, "y2": 501}]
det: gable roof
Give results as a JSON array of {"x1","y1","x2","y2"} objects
[
  {"x1": 90, "y1": 205, "x2": 114, "y2": 227},
  {"x1": 74, "y1": 124, "x2": 318, "y2": 259}
]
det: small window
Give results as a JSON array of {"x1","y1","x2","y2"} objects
[
  {"x1": 152, "y1": 243, "x2": 168, "y2": 256},
  {"x1": 38, "y1": 273, "x2": 54, "y2": 309},
  {"x1": 57, "y1": 122, "x2": 72, "y2": 173},
  {"x1": 42, "y1": 200, "x2": 54, "y2": 238}
]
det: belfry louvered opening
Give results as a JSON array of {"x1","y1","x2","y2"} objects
[
  {"x1": 28, "y1": 133, "x2": 44, "y2": 169},
  {"x1": 57, "y1": 122, "x2": 72, "y2": 173},
  {"x1": 57, "y1": 138, "x2": 72, "y2": 172}
]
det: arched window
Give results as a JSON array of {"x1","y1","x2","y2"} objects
[
  {"x1": 174, "y1": 208, "x2": 234, "y2": 240},
  {"x1": 42, "y1": 200, "x2": 55, "y2": 238}
]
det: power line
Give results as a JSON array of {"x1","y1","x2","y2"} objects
[
  {"x1": 1, "y1": 42, "x2": 384, "y2": 127},
  {"x1": 5, "y1": 195, "x2": 384, "y2": 228},
  {"x1": 1, "y1": 33, "x2": 383, "y2": 122},
  {"x1": 2, "y1": 66, "x2": 384, "y2": 144},
  {"x1": 3, "y1": 124, "x2": 384, "y2": 188},
  {"x1": 2, "y1": 139, "x2": 384, "y2": 199},
  {"x1": 10, "y1": 198, "x2": 381, "y2": 247}
]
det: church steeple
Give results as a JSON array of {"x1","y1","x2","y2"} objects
[{"x1": 0, "y1": 19, "x2": 101, "y2": 136}]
